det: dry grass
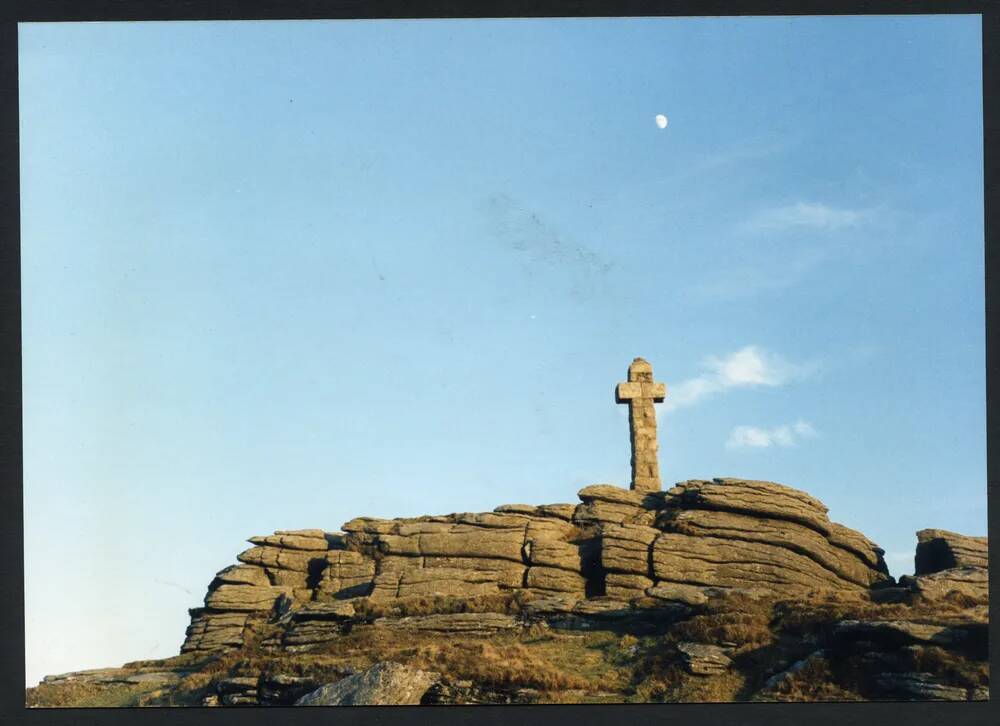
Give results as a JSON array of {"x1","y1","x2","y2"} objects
[
  {"x1": 26, "y1": 680, "x2": 163, "y2": 708},
  {"x1": 352, "y1": 592, "x2": 529, "y2": 619},
  {"x1": 26, "y1": 585, "x2": 990, "y2": 707}
]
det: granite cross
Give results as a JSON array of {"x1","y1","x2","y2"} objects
[{"x1": 615, "y1": 357, "x2": 667, "y2": 492}]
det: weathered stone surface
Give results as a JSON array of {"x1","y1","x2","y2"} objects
[
  {"x1": 342, "y1": 517, "x2": 399, "y2": 535},
  {"x1": 237, "y1": 545, "x2": 321, "y2": 573},
  {"x1": 652, "y1": 532, "x2": 859, "y2": 592},
  {"x1": 525, "y1": 566, "x2": 586, "y2": 593},
  {"x1": 915, "y1": 530, "x2": 988, "y2": 574},
  {"x1": 903, "y1": 566, "x2": 989, "y2": 605},
  {"x1": 248, "y1": 533, "x2": 329, "y2": 551},
  {"x1": 369, "y1": 567, "x2": 511, "y2": 600},
  {"x1": 371, "y1": 613, "x2": 521, "y2": 635},
  {"x1": 290, "y1": 601, "x2": 357, "y2": 621},
  {"x1": 578, "y1": 484, "x2": 660, "y2": 509},
  {"x1": 606, "y1": 573, "x2": 654, "y2": 599},
  {"x1": 677, "y1": 642, "x2": 733, "y2": 675},
  {"x1": 315, "y1": 550, "x2": 375, "y2": 600},
  {"x1": 520, "y1": 594, "x2": 579, "y2": 615},
  {"x1": 524, "y1": 538, "x2": 580, "y2": 571},
  {"x1": 666, "y1": 478, "x2": 832, "y2": 535},
  {"x1": 600, "y1": 523, "x2": 657, "y2": 576},
  {"x1": 573, "y1": 500, "x2": 656, "y2": 528},
  {"x1": 875, "y1": 672, "x2": 969, "y2": 701},
  {"x1": 204, "y1": 584, "x2": 289, "y2": 612},
  {"x1": 295, "y1": 662, "x2": 441, "y2": 706},
  {"x1": 827, "y1": 523, "x2": 888, "y2": 572},
  {"x1": 422, "y1": 556, "x2": 525, "y2": 583},
  {"x1": 657, "y1": 508, "x2": 888, "y2": 587},
  {"x1": 181, "y1": 612, "x2": 250, "y2": 652},
  {"x1": 213, "y1": 564, "x2": 270, "y2": 587},
  {"x1": 645, "y1": 582, "x2": 710, "y2": 606},
  {"x1": 536, "y1": 503, "x2": 577, "y2": 521},
  {"x1": 378, "y1": 528, "x2": 526, "y2": 562},
  {"x1": 267, "y1": 569, "x2": 309, "y2": 589},
  {"x1": 525, "y1": 517, "x2": 578, "y2": 542}
]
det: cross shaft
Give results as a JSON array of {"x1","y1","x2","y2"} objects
[{"x1": 615, "y1": 357, "x2": 667, "y2": 492}]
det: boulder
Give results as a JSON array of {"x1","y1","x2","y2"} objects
[
  {"x1": 213, "y1": 564, "x2": 270, "y2": 587},
  {"x1": 524, "y1": 538, "x2": 581, "y2": 571},
  {"x1": 204, "y1": 584, "x2": 289, "y2": 612},
  {"x1": 874, "y1": 672, "x2": 969, "y2": 701},
  {"x1": 369, "y1": 567, "x2": 510, "y2": 600},
  {"x1": 902, "y1": 566, "x2": 989, "y2": 605},
  {"x1": 315, "y1": 550, "x2": 375, "y2": 600},
  {"x1": 577, "y1": 484, "x2": 662, "y2": 509},
  {"x1": 181, "y1": 611, "x2": 250, "y2": 653},
  {"x1": 914, "y1": 530, "x2": 988, "y2": 574},
  {"x1": 645, "y1": 582, "x2": 710, "y2": 606},
  {"x1": 676, "y1": 642, "x2": 734, "y2": 675},
  {"x1": 600, "y1": 523, "x2": 657, "y2": 576},
  {"x1": 606, "y1": 573, "x2": 654, "y2": 600},
  {"x1": 827, "y1": 523, "x2": 888, "y2": 572},
  {"x1": 658, "y1": 508, "x2": 888, "y2": 587},
  {"x1": 248, "y1": 533, "x2": 329, "y2": 551},
  {"x1": 378, "y1": 528, "x2": 525, "y2": 562},
  {"x1": 652, "y1": 532, "x2": 861, "y2": 593},
  {"x1": 295, "y1": 662, "x2": 441, "y2": 706},
  {"x1": 525, "y1": 566, "x2": 586, "y2": 593},
  {"x1": 290, "y1": 601, "x2": 357, "y2": 621},
  {"x1": 536, "y1": 503, "x2": 578, "y2": 521},
  {"x1": 665, "y1": 478, "x2": 832, "y2": 535},
  {"x1": 573, "y1": 501, "x2": 656, "y2": 528},
  {"x1": 237, "y1": 545, "x2": 321, "y2": 573}
]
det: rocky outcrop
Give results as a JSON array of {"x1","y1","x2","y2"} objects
[
  {"x1": 182, "y1": 478, "x2": 898, "y2": 655},
  {"x1": 898, "y1": 529, "x2": 989, "y2": 607},
  {"x1": 295, "y1": 662, "x2": 440, "y2": 706},
  {"x1": 914, "y1": 529, "x2": 988, "y2": 574},
  {"x1": 904, "y1": 566, "x2": 989, "y2": 605}
]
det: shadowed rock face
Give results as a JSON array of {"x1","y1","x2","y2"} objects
[
  {"x1": 180, "y1": 478, "x2": 896, "y2": 655},
  {"x1": 914, "y1": 529, "x2": 988, "y2": 575}
]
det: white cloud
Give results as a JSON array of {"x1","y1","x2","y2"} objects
[
  {"x1": 662, "y1": 345, "x2": 813, "y2": 412},
  {"x1": 726, "y1": 420, "x2": 818, "y2": 450},
  {"x1": 746, "y1": 202, "x2": 869, "y2": 232}
]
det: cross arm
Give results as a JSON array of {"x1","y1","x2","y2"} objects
[{"x1": 616, "y1": 381, "x2": 667, "y2": 402}]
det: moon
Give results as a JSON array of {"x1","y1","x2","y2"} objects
[{"x1": 655, "y1": 114, "x2": 668, "y2": 129}]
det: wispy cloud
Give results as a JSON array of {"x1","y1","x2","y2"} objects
[
  {"x1": 744, "y1": 202, "x2": 871, "y2": 232},
  {"x1": 663, "y1": 345, "x2": 814, "y2": 412},
  {"x1": 726, "y1": 420, "x2": 818, "y2": 450}
]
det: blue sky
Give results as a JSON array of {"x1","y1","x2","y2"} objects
[{"x1": 19, "y1": 16, "x2": 984, "y2": 686}]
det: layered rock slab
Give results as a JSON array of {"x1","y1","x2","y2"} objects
[{"x1": 914, "y1": 529, "x2": 988, "y2": 575}]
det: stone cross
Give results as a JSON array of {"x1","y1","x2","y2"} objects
[{"x1": 615, "y1": 357, "x2": 667, "y2": 492}]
